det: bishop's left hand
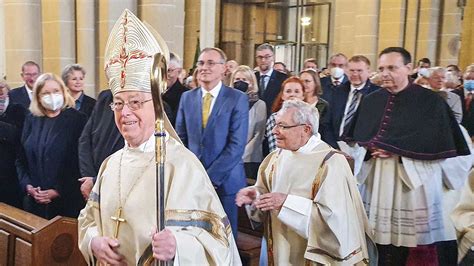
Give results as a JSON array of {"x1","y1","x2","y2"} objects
[
  {"x1": 151, "y1": 228, "x2": 176, "y2": 262},
  {"x1": 254, "y1": 192, "x2": 287, "y2": 212}
]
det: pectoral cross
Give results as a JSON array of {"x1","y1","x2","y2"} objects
[{"x1": 111, "y1": 207, "x2": 126, "y2": 238}]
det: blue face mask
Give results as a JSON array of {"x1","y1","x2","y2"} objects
[{"x1": 464, "y1": 80, "x2": 474, "y2": 91}]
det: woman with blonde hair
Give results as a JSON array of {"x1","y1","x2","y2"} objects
[
  {"x1": 61, "y1": 64, "x2": 96, "y2": 117},
  {"x1": 230, "y1": 65, "x2": 267, "y2": 179},
  {"x1": 17, "y1": 73, "x2": 87, "y2": 219}
]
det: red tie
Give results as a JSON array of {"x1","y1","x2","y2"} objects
[{"x1": 334, "y1": 80, "x2": 340, "y2": 86}]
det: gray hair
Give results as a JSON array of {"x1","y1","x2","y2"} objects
[
  {"x1": 277, "y1": 99, "x2": 319, "y2": 135},
  {"x1": 428, "y1": 66, "x2": 446, "y2": 77},
  {"x1": 256, "y1": 43, "x2": 274, "y2": 53},
  {"x1": 61, "y1": 64, "x2": 86, "y2": 85},
  {"x1": 169, "y1": 52, "x2": 183, "y2": 68}
]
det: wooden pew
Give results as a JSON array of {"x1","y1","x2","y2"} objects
[{"x1": 0, "y1": 203, "x2": 86, "y2": 265}]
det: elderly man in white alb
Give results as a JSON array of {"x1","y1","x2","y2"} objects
[
  {"x1": 236, "y1": 99, "x2": 374, "y2": 265},
  {"x1": 77, "y1": 10, "x2": 240, "y2": 265}
]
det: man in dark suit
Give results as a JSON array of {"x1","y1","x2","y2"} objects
[
  {"x1": 176, "y1": 47, "x2": 249, "y2": 238},
  {"x1": 8, "y1": 61, "x2": 41, "y2": 109},
  {"x1": 163, "y1": 52, "x2": 188, "y2": 126},
  {"x1": 320, "y1": 53, "x2": 349, "y2": 102},
  {"x1": 322, "y1": 55, "x2": 379, "y2": 149},
  {"x1": 254, "y1": 43, "x2": 288, "y2": 115}
]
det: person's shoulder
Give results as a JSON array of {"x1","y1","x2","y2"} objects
[
  {"x1": 63, "y1": 107, "x2": 88, "y2": 122},
  {"x1": 8, "y1": 103, "x2": 27, "y2": 115},
  {"x1": 83, "y1": 94, "x2": 96, "y2": 103},
  {"x1": 9, "y1": 86, "x2": 25, "y2": 95},
  {"x1": 274, "y1": 70, "x2": 288, "y2": 80}
]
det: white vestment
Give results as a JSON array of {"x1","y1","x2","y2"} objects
[
  {"x1": 248, "y1": 135, "x2": 373, "y2": 265},
  {"x1": 78, "y1": 135, "x2": 241, "y2": 265}
]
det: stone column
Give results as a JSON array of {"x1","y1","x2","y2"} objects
[
  {"x1": 96, "y1": 0, "x2": 136, "y2": 89},
  {"x1": 242, "y1": 4, "x2": 256, "y2": 67},
  {"x1": 4, "y1": 0, "x2": 42, "y2": 88},
  {"x1": 353, "y1": 0, "x2": 379, "y2": 70},
  {"x1": 200, "y1": 0, "x2": 217, "y2": 49},
  {"x1": 377, "y1": 0, "x2": 406, "y2": 50},
  {"x1": 414, "y1": 0, "x2": 441, "y2": 63},
  {"x1": 139, "y1": 0, "x2": 185, "y2": 61},
  {"x1": 459, "y1": 0, "x2": 474, "y2": 69},
  {"x1": 332, "y1": 0, "x2": 356, "y2": 56},
  {"x1": 437, "y1": 0, "x2": 462, "y2": 67},
  {"x1": 0, "y1": 0, "x2": 5, "y2": 79},
  {"x1": 76, "y1": 0, "x2": 97, "y2": 96},
  {"x1": 41, "y1": 0, "x2": 76, "y2": 75},
  {"x1": 184, "y1": 0, "x2": 200, "y2": 72}
]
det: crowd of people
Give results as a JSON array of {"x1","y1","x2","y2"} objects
[{"x1": 1, "y1": 10, "x2": 474, "y2": 265}]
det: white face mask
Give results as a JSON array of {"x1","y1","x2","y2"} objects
[
  {"x1": 418, "y1": 68, "x2": 430, "y2": 78},
  {"x1": 41, "y1": 93, "x2": 64, "y2": 111},
  {"x1": 330, "y1": 67, "x2": 344, "y2": 79}
]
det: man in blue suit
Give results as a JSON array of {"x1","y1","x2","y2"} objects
[
  {"x1": 322, "y1": 55, "x2": 379, "y2": 149},
  {"x1": 9, "y1": 61, "x2": 41, "y2": 109},
  {"x1": 176, "y1": 47, "x2": 249, "y2": 238}
]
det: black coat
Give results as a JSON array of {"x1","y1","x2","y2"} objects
[
  {"x1": 16, "y1": 108, "x2": 87, "y2": 218},
  {"x1": 0, "y1": 103, "x2": 27, "y2": 208},
  {"x1": 255, "y1": 70, "x2": 288, "y2": 116},
  {"x1": 320, "y1": 75, "x2": 349, "y2": 103},
  {"x1": 321, "y1": 81, "x2": 380, "y2": 149},
  {"x1": 8, "y1": 85, "x2": 31, "y2": 109},
  {"x1": 78, "y1": 90, "x2": 124, "y2": 178},
  {"x1": 163, "y1": 80, "x2": 188, "y2": 125},
  {"x1": 78, "y1": 94, "x2": 97, "y2": 118}
]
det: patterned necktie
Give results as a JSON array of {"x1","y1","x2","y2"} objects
[
  {"x1": 259, "y1": 75, "x2": 268, "y2": 93},
  {"x1": 202, "y1": 92, "x2": 213, "y2": 128},
  {"x1": 343, "y1": 90, "x2": 361, "y2": 134}
]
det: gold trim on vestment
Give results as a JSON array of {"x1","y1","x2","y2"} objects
[
  {"x1": 165, "y1": 209, "x2": 230, "y2": 247},
  {"x1": 306, "y1": 246, "x2": 364, "y2": 262}
]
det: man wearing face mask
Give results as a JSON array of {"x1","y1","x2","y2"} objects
[
  {"x1": 320, "y1": 53, "x2": 349, "y2": 102},
  {"x1": 322, "y1": 55, "x2": 380, "y2": 152},
  {"x1": 0, "y1": 80, "x2": 27, "y2": 208}
]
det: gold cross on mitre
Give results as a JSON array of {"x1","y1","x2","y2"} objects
[{"x1": 111, "y1": 207, "x2": 126, "y2": 238}]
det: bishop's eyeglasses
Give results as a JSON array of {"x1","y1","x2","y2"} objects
[{"x1": 110, "y1": 99, "x2": 152, "y2": 111}]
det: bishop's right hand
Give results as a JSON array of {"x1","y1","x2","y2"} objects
[
  {"x1": 91, "y1": 236, "x2": 127, "y2": 265},
  {"x1": 235, "y1": 187, "x2": 257, "y2": 207}
]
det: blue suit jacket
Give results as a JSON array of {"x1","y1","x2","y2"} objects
[
  {"x1": 9, "y1": 85, "x2": 31, "y2": 109},
  {"x1": 321, "y1": 81, "x2": 380, "y2": 148},
  {"x1": 176, "y1": 85, "x2": 249, "y2": 195},
  {"x1": 320, "y1": 75, "x2": 349, "y2": 103}
]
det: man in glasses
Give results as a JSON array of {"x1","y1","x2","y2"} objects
[
  {"x1": 9, "y1": 61, "x2": 41, "y2": 109},
  {"x1": 254, "y1": 43, "x2": 288, "y2": 116},
  {"x1": 236, "y1": 99, "x2": 373, "y2": 265},
  {"x1": 176, "y1": 47, "x2": 249, "y2": 239}
]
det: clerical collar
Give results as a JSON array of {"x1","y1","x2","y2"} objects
[
  {"x1": 350, "y1": 82, "x2": 366, "y2": 92},
  {"x1": 124, "y1": 132, "x2": 169, "y2": 153},
  {"x1": 201, "y1": 81, "x2": 222, "y2": 98},
  {"x1": 296, "y1": 134, "x2": 323, "y2": 153}
]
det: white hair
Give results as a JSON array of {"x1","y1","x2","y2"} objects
[
  {"x1": 169, "y1": 52, "x2": 183, "y2": 68},
  {"x1": 277, "y1": 99, "x2": 319, "y2": 135}
]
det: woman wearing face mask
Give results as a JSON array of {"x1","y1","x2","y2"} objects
[
  {"x1": 230, "y1": 65, "x2": 267, "y2": 180},
  {"x1": 0, "y1": 80, "x2": 27, "y2": 208},
  {"x1": 61, "y1": 64, "x2": 96, "y2": 118},
  {"x1": 462, "y1": 65, "x2": 474, "y2": 139},
  {"x1": 16, "y1": 73, "x2": 87, "y2": 219},
  {"x1": 265, "y1": 76, "x2": 305, "y2": 152}
]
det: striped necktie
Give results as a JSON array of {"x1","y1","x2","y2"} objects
[
  {"x1": 342, "y1": 90, "x2": 361, "y2": 134},
  {"x1": 202, "y1": 92, "x2": 213, "y2": 128}
]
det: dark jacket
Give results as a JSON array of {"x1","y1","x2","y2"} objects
[
  {"x1": 9, "y1": 85, "x2": 31, "y2": 109},
  {"x1": 255, "y1": 70, "x2": 288, "y2": 116}
]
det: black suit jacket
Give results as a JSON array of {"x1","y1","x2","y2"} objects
[
  {"x1": 9, "y1": 85, "x2": 31, "y2": 109},
  {"x1": 320, "y1": 75, "x2": 349, "y2": 103},
  {"x1": 255, "y1": 70, "x2": 288, "y2": 115},
  {"x1": 163, "y1": 80, "x2": 188, "y2": 124},
  {"x1": 79, "y1": 94, "x2": 97, "y2": 118},
  {"x1": 321, "y1": 81, "x2": 380, "y2": 148}
]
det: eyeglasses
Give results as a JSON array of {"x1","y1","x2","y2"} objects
[
  {"x1": 256, "y1": 55, "x2": 273, "y2": 61},
  {"x1": 110, "y1": 99, "x2": 152, "y2": 111},
  {"x1": 196, "y1": 61, "x2": 224, "y2": 68},
  {"x1": 274, "y1": 123, "x2": 307, "y2": 130},
  {"x1": 22, "y1": 72, "x2": 39, "y2": 77}
]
